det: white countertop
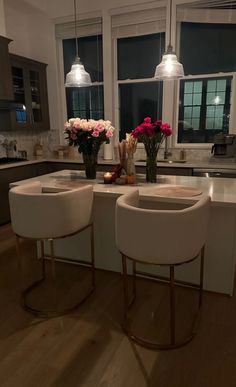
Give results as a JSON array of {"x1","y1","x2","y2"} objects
[
  {"x1": 2, "y1": 156, "x2": 236, "y2": 170},
  {"x1": 10, "y1": 169, "x2": 236, "y2": 208}
]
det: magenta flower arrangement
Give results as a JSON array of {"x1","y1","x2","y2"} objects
[
  {"x1": 131, "y1": 117, "x2": 172, "y2": 182},
  {"x1": 131, "y1": 117, "x2": 172, "y2": 144}
]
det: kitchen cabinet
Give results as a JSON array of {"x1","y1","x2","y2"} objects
[
  {"x1": 46, "y1": 162, "x2": 83, "y2": 174},
  {"x1": 9, "y1": 54, "x2": 50, "y2": 131},
  {"x1": 136, "y1": 165, "x2": 193, "y2": 176},
  {"x1": 0, "y1": 36, "x2": 14, "y2": 101},
  {"x1": 45, "y1": 162, "x2": 118, "y2": 173},
  {"x1": 157, "y1": 166, "x2": 193, "y2": 176},
  {"x1": 0, "y1": 162, "x2": 48, "y2": 225}
]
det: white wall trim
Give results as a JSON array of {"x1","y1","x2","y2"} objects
[{"x1": 56, "y1": 38, "x2": 68, "y2": 145}]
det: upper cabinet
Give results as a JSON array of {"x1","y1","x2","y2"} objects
[
  {"x1": 9, "y1": 54, "x2": 50, "y2": 131},
  {"x1": 0, "y1": 36, "x2": 14, "y2": 101}
]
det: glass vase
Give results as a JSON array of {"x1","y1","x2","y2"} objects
[
  {"x1": 146, "y1": 151, "x2": 158, "y2": 183},
  {"x1": 82, "y1": 153, "x2": 98, "y2": 179}
]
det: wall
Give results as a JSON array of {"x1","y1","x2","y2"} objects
[
  {"x1": 1, "y1": 0, "x2": 63, "y2": 156},
  {"x1": 0, "y1": 0, "x2": 6, "y2": 35}
]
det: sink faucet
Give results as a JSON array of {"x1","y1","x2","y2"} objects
[{"x1": 164, "y1": 137, "x2": 172, "y2": 160}]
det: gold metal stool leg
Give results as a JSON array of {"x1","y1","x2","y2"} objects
[
  {"x1": 170, "y1": 265, "x2": 175, "y2": 346},
  {"x1": 121, "y1": 249, "x2": 205, "y2": 350},
  {"x1": 16, "y1": 223, "x2": 96, "y2": 318}
]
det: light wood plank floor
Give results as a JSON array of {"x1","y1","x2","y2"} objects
[{"x1": 1, "y1": 223, "x2": 236, "y2": 387}]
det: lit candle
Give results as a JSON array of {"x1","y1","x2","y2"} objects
[{"x1": 104, "y1": 172, "x2": 113, "y2": 184}]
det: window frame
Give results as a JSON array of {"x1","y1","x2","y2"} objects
[
  {"x1": 113, "y1": 31, "x2": 167, "y2": 144},
  {"x1": 173, "y1": 72, "x2": 236, "y2": 149},
  {"x1": 172, "y1": 4, "x2": 236, "y2": 149}
]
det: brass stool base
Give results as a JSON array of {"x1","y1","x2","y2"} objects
[
  {"x1": 121, "y1": 247, "x2": 205, "y2": 350},
  {"x1": 16, "y1": 223, "x2": 95, "y2": 318},
  {"x1": 21, "y1": 276, "x2": 95, "y2": 318},
  {"x1": 122, "y1": 309, "x2": 201, "y2": 350}
]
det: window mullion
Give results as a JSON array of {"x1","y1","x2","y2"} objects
[{"x1": 200, "y1": 79, "x2": 207, "y2": 131}]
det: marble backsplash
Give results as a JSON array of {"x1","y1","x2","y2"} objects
[
  {"x1": 0, "y1": 129, "x2": 212, "y2": 162},
  {"x1": 0, "y1": 129, "x2": 60, "y2": 159},
  {"x1": 132, "y1": 145, "x2": 211, "y2": 163}
]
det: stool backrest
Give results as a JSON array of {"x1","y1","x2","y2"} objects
[
  {"x1": 115, "y1": 189, "x2": 211, "y2": 265},
  {"x1": 9, "y1": 181, "x2": 93, "y2": 239}
]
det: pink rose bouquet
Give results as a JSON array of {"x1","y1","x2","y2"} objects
[{"x1": 64, "y1": 118, "x2": 115, "y2": 155}]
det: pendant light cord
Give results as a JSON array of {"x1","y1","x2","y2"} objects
[
  {"x1": 169, "y1": 0, "x2": 172, "y2": 46},
  {"x1": 96, "y1": 34, "x2": 101, "y2": 117},
  {"x1": 74, "y1": 0, "x2": 79, "y2": 58}
]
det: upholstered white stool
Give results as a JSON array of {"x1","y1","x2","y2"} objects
[
  {"x1": 9, "y1": 181, "x2": 95, "y2": 317},
  {"x1": 115, "y1": 190, "x2": 211, "y2": 349}
]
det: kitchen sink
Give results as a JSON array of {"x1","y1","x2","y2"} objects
[{"x1": 0, "y1": 157, "x2": 28, "y2": 164}]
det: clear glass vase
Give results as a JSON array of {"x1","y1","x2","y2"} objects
[
  {"x1": 146, "y1": 151, "x2": 158, "y2": 183},
  {"x1": 82, "y1": 153, "x2": 98, "y2": 179}
]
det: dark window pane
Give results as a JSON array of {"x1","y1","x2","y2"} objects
[
  {"x1": 66, "y1": 86, "x2": 104, "y2": 120},
  {"x1": 178, "y1": 76, "x2": 231, "y2": 143},
  {"x1": 118, "y1": 33, "x2": 165, "y2": 80},
  {"x1": 180, "y1": 22, "x2": 236, "y2": 75},
  {"x1": 119, "y1": 82, "x2": 163, "y2": 140},
  {"x1": 63, "y1": 35, "x2": 103, "y2": 82}
]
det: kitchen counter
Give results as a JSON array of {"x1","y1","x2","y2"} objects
[
  {"x1": 10, "y1": 169, "x2": 236, "y2": 295},
  {"x1": 2, "y1": 156, "x2": 236, "y2": 170}
]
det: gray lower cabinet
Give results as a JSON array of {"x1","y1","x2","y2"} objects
[
  {"x1": 45, "y1": 162, "x2": 83, "y2": 173},
  {"x1": 45, "y1": 162, "x2": 116, "y2": 173},
  {"x1": 136, "y1": 165, "x2": 193, "y2": 176},
  {"x1": 157, "y1": 167, "x2": 193, "y2": 176},
  {"x1": 0, "y1": 163, "x2": 48, "y2": 225}
]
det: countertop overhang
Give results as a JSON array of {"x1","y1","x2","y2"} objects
[{"x1": 10, "y1": 169, "x2": 236, "y2": 208}]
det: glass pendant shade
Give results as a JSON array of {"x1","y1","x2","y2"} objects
[
  {"x1": 65, "y1": 56, "x2": 92, "y2": 87},
  {"x1": 154, "y1": 46, "x2": 184, "y2": 80}
]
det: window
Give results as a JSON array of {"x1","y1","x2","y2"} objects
[
  {"x1": 178, "y1": 76, "x2": 232, "y2": 143},
  {"x1": 63, "y1": 35, "x2": 104, "y2": 119},
  {"x1": 176, "y1": 21, "x2": 236, "y2": 144},
  {"x1": 117, "y1": 33, "x2": 164, "y2": 140},
  {"x1": 180, "y1": 22, "x2": 236, "y2": 75}
]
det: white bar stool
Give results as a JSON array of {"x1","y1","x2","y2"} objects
[
  {"x1": 9, "y1": 181, "x2": 95, "y2": 317},
  {"x1": 115, "y1": 190, "x2": 211, "y2": 349}
]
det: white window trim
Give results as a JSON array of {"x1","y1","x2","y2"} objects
[{"x1": 173, "y1": 72, "x2": 236, "y2": 149}]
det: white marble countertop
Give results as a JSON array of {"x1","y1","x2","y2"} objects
[
  {"x1": 10, "y1": 169, "x2": 236, "y2": 208},
  {"x1": 2, "y1": 156, "x2": 236, "y2": 170}
]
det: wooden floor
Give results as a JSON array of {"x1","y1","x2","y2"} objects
[{"x1": 1, "y1": 224, "x2": 236, "y2": 387}]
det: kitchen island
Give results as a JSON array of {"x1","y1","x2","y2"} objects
[{"x1": 10, "y1": 169, "x2": 236, "y2": 296}]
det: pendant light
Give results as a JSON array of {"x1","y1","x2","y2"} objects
[
  {"x1": 154, "y1": 0, "x2": 184, "y2": 80},
  {"x1": 65, "y1": 0, "x2": 92, "y2": 87}
]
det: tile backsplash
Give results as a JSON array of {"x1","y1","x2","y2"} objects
[
  {"x1": 0, "y1": 129, "x2": 60, "y2": 159},
  {"x1": 133, "y1": 145, "x2": 211, "y2": 163},
  {"x1": 0, "y1": 129, "x2": 212, "y2": 162}
]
